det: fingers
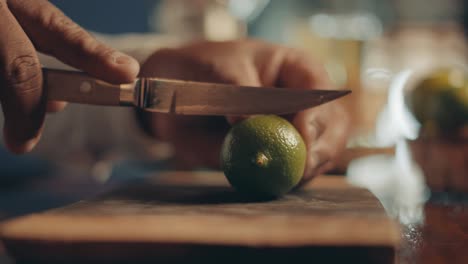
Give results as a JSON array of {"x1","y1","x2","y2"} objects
[
  {"x1": 276, "y1": 50, "x2": 349, "y2": 184},
  {"x1": 278, "y1": 50, "x2": 330, "y2": 182},
  {"x1": 8, "y1": 0, "x2": 139, "y2": 83},
  {"x1": 292, "y1": 109, "x2": 325, "y2": 184},
  {"x1": 141, "y1": 48, "x2": 260, "y2": 126},
  {"x1": 278, "y1": 50, "x2": 332, "y2": 90},
  {"x1": 294, "y1": 102, "x2": 350, "y2": 186},
  {"x1": 0, "y1": 0, "x2": 44, "y2": 153}
]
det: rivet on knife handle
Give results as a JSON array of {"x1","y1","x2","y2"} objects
[{"x1": 43, "y1": 68, "x2": 136, "y2": 106}]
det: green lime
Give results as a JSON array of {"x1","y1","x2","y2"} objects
[
  {"x1": 409, "y1": 68, "x2": 468, "y2": 136},
  {"x1": 221, "y1": 115, "x2": 306, "y2": 198}
]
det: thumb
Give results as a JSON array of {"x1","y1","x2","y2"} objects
[{"x1": 8, "y1": 0, "x2": 139, "y2": 83}]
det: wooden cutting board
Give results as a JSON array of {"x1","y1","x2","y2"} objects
[{"x1": 0, "y1": 172, "x2": 399, "y2": 264}]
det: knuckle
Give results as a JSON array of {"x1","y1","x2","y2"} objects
[
  {"x1": 68, "y1": 29, "x2": 97, "y2": 53},
  {"x1": 43, "y1": 10, "x2": 76, "y2": 33},
  {"x1": 61, "y1": 27, "x2": 109, "y2": 58},
  {"x1": 309, "y1": 119, "x2": 323, "y2": 139},
  {"x1": 92, "y1": 44, "x2": 115, "y2": 59},
  {"x1": 4, "y1": 54, "x2": 42, "y2": 95}
]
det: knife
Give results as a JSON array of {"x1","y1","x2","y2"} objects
[{"x1": 43, "y1": 68, "x2": 350, "y2": 115}]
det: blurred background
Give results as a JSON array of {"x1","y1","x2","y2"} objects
[
  {"x1": 47, "y1": 0, "x2": 467, "y2": 148},
  {"x1": 0, "y1": 0, "x2": 467, "y2": 226}
]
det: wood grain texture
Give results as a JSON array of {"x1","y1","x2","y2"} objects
[
  {"x1": 0, "y1": 172, "x2": 399, "y2": 263},
  {"x1": 44, "y1": 69, "x2": 130, "y2": 106}
]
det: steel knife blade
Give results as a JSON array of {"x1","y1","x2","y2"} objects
[{"x1": 44, "y1": 68, "x2": 350, "y2": 115}]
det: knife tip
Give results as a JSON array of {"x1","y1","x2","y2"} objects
[{"x1": 329, "y1": 89, "x2": 352, "y2": 100}]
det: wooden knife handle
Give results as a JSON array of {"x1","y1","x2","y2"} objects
[{"x1": 43, "y1": 68, "x2": 135, "y2": 106}]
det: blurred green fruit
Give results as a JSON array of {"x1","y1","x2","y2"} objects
[{"x1": 409, "y1": 68, "x2": 468, "y2": 136}]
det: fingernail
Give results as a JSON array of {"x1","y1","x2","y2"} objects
[
  {"x1": 304, "y1": 152, "x2": 320, "y2": 176},
  {"x1": 20, "y1": 137, "x2": 39, "y2": 153},
  {"x1": 307, "y1": 120, "x2": 321, "y2": 140},
  {"x1": 113, "y1": 52, "x2": 133, "y2": 65}
]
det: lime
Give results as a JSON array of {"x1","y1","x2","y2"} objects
[
  {"x1": 221, "y1": 115, "x2": 306, "y2": 198},
  {"x1": 409, "y1": 68, "x2": 468, "y2": 136}
]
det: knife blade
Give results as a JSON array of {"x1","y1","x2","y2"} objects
[{"x1": 44, "y1": 68, "x2": 350, "y2": 115}]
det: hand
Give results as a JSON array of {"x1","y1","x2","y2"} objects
[
  {"x1": 0, "y1": 0, "x2": 139, "y2": 153},
  {"x1": 140, "y1": 40, "x2": 350, "y2": 184}
]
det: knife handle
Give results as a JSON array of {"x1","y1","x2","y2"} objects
[{"x1": 43, "y1": 68, "x2": 135, "y2": 106}]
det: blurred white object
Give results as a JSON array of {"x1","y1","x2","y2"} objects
[
  {"x1": 308, "y1": 12, "x2": 382, "y2": 40},
  {"x1": 374, "y1": 69, "x2": 420, "y2": 146},
  {"x1": 347, "y1": 141, "x2": 428, "y2": 225},
  {"x1": 347, "y1": 68, "x2": 428, "y2": 224}
]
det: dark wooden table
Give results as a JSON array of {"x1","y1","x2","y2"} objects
[
  {"x1": 1, "y1": 171, "x2": 467, "y2": 264},
  {"x1": 398, "y1": 198, "x2": 468, "y2": 264}
]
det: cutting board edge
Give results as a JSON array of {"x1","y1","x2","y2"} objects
[{"x1": 0, "y1": 213, "x2": 401, "y2": 248}]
